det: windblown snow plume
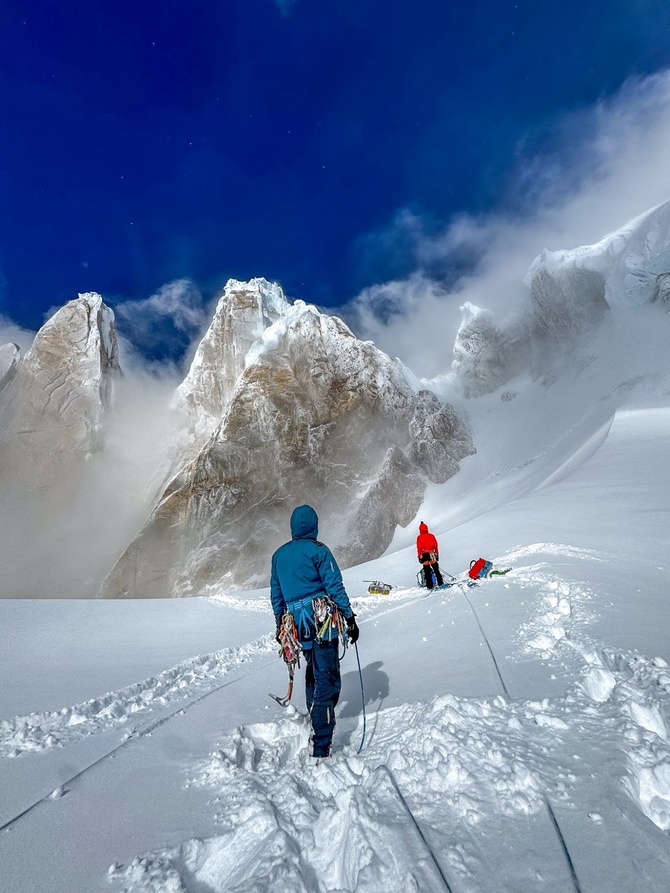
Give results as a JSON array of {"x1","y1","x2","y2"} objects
[{"x1": 451, "y1": 201, "x2": 670, "y2": 397}]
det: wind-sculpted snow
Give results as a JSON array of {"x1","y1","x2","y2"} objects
[
  {"x1": 452, "y1": 200, "x2": 670, "y2": 398},
  {"x1": 0, "y1": 636, "x2": 274, "y2": 758}
]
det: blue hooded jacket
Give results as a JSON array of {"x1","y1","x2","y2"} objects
[{"x1": 270, "y1": 505, "x2": 353, "y2": 648}]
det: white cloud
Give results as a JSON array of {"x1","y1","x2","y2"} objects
[
  {"x1": 0, "y1": 314, "x2": 35, "y2": 353},
  {"x1": 113, "y1": 278, "x2": 209, "y2": 359},
  {"x1": 346, "y1": 70, "x2": 670, "y2": 378}
]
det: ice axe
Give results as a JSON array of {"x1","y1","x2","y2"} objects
[{"x1": 269, "y1": 656, "x2": 296, "y2": 708}]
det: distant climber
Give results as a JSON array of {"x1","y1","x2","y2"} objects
[
  {"x1": 416, "y1": 521, "x2": 444, "y2": 589},
  {"x1": 271, "y1": 504, "x2": 359, "y2": 758}
]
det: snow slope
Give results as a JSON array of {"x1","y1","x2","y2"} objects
[{"x1": 2, "y1": 394, "x2": 670, "y2": 892}]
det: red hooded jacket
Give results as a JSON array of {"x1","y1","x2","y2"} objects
[{"x1": 416, "y1": 522, "x2": 439, "y2": 561}]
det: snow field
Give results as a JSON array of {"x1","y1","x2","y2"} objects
[
  {"x1": 2, "y1": 405, "x2": 670, "y2": 891},
  {"x1": 0, "y1": 635, "x2": 275, "y2": 758},
  {"x1": 108, "y1": 550, "x2": 670, "y2": 892},
  {"x1": 108, "y1": 639, "x2": 670, "y2": 893}
]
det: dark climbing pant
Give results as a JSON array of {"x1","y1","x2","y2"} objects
[
  {"x1": 423, "y1": 561, "x2": 444, "y2": 589},
  {"x1": 304, "y1": 639, "x2": 341, "y2": 757}
]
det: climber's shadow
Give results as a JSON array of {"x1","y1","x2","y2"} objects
[{"x1": 338, "y1": 660, "x2": 389, "y2": 749}]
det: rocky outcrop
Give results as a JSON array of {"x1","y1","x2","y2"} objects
[
  {"x1": 102, "y1": 280, "x2": 474, "y2": 597},
  {"x1": 0, "y1": 293, "x2": 121, "y2": 488}
]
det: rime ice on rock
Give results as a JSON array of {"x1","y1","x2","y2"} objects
[
  {"x1": 0, "y1": 293, "x2": 121, "y2": 488},
  {"x1": 102, "y1": 279, "x2": 474, "y2": 597},
  {"x1": 175, "y1": 278, "x2": 287, "y2": 449},
  {"x1": 452, "y1": 200, "x2": 670, "y2": 398}
]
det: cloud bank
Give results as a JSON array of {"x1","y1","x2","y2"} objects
[
  {"x1": 113, "y1": 278, "x2": 210, "y2": 363},
  {"x1": 345, "y1": 70, "x2": 670, "y2": 379}
]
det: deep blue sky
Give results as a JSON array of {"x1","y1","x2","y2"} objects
[{"x1": 1, "y1": 0, "x2": 670, "y2": 345}]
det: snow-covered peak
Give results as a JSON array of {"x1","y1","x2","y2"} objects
[
  {"x1": 23, "y1": 292, "x2": 121, "y2": 387},
  {"x1": 176, "y1": 278, "x2": 291, "y2": 441},
  {"x1": 453, "y1": 201, "x2": 670, "y2": 398},
  {"x1": 0, "y1": 293, "x2": 121, "y2": 487},
  {"x1": 526, "y1": 199, "x2": 670, "y2": 309},
  {"x1": 244, "y1": 298, "x2": 327, "y2": 368},
  {"x1": 105, "y1": 284, "x2": 473, "y2": 595}
]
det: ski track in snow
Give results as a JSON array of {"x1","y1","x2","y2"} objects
[
  {"x1": 107, "y1": 543, "x2": 670, "y2": 892},
  {"x1": 0, "y1": 636, "x2": 276, "y2": 758}
]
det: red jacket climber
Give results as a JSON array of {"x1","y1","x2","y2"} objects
[
  {"x1": 416, "y1": 522, "x2": 439, "y2": 561},
  {"x1": 416, "y1": 522, "x2": 444, "y2": 589}
]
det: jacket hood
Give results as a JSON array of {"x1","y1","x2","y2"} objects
[
  {"x1": 291, "y1": 504, "x2": 319, "y2": 540},
  {"x1": 419, "y1": 522, "x2": 428, "y2": 534}
]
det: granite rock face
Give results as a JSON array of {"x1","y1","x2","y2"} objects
[
  {"x1": 102, "y1": 280, "x2": 474, "y2": 597},
  {"x1": 174, "y1": 278, "x2": 287, "y2": 453},
  {"x1": 0, "y1": 293, "x2": 121, "y2": 488}
]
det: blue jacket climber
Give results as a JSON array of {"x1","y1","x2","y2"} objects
[
  {"x1": 270, "y1": 504, "x2": 353, "y2": 645},
  {"x1": 270, "y1": 505, "x2": 358, "y2": 758}
]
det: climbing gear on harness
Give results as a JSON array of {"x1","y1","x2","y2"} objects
[
  {"x1": 313, "y1": 595, "x2": 346, "y2": 644},
  {"x1": 269, "y1": 612, "x2": 301, "y2": 708},
  {"x1": 277, "y1": 611, "x2": 301, "y2": 665}
]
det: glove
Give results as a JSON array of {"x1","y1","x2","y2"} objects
[
  {"x1": 346, "y1": 614, "x2": 360, "y2": 645},
  {"x1": 275, "y1": 617, "x2": 282, "y2": 644}
]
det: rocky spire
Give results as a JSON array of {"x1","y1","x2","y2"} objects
[
  {"x1": 102, "y1": 280, "x2": 473, "y2": 597},
  {"x1": 0, "y1": 293, "x2": 121, "y2": 488}
]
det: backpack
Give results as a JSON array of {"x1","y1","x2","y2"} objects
[{"x1": 468, "y1": 557, "x2": 493, "y2": 580}]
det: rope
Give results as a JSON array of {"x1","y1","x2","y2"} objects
[
  {"x1": 376, "y1": 766, "x2": 455, "y2": 893},
  {"x1": 354, "y1": 641, "x2": 367, "y2": 754},
  {"x1": 458, "y1": 583, "x2": 511, "y2": 701},
  {"x1": 545, "y1": 798, "x2": 584, "y2": 893}
]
